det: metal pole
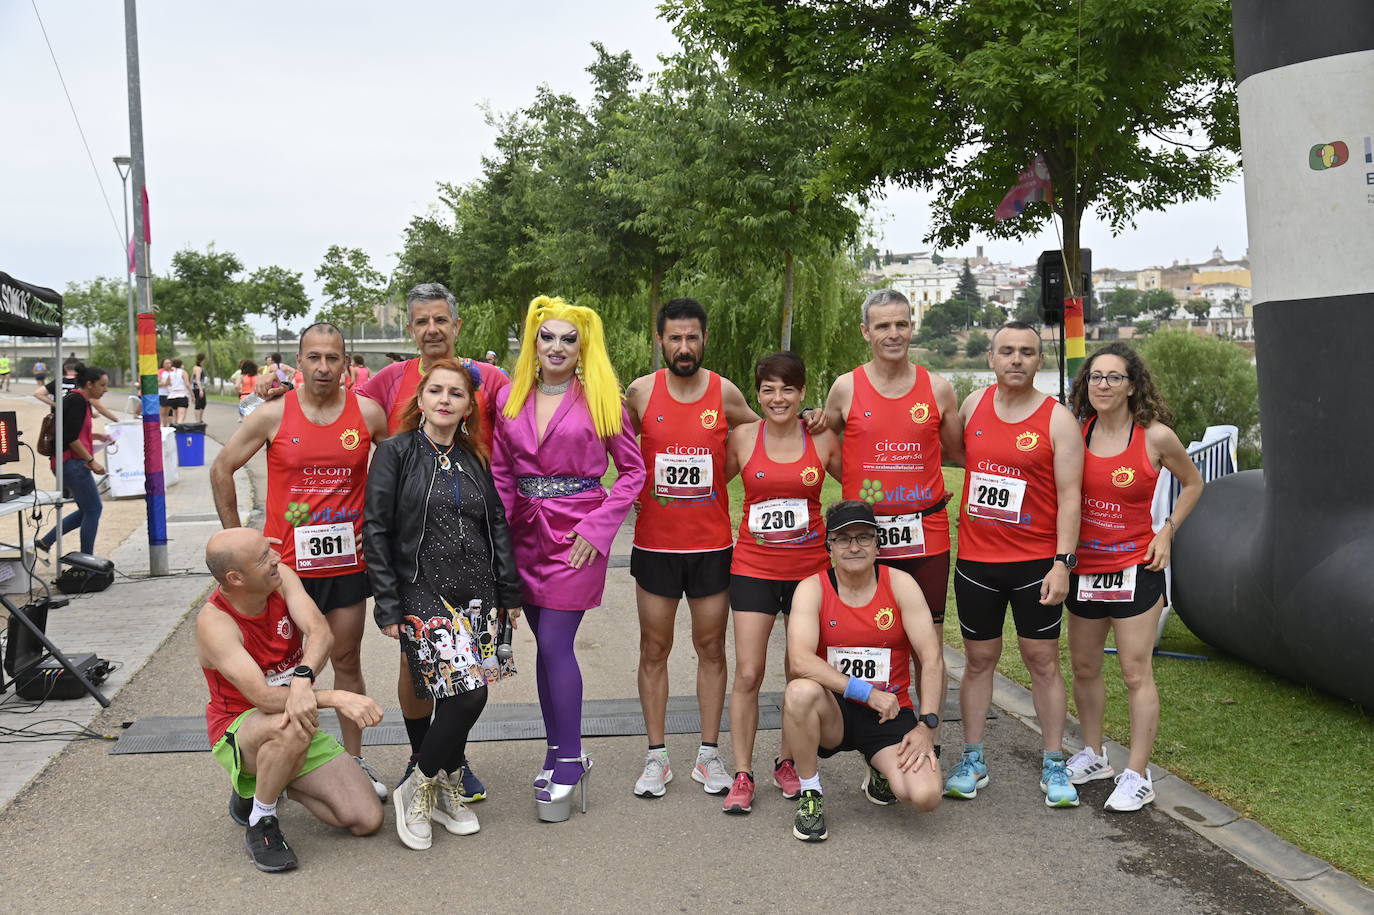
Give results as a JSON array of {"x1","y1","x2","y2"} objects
[
  {"x1": 114, "y1": 157, "x2": 137, "y2": 395},
  {"x1": 124, "y1": 0, "x2": 168, "y2": 576}
]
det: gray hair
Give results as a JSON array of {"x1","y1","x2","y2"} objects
[
  {"x1": 406, "y1": 283, "x2": 459, "y2": 323},
  {"x1": 861, "y1": 288, "x2": 912, "y2": 325}
]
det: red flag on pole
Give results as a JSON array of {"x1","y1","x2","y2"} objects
[{"x1": 995, "y1": 156, "x2": 1052, "y2": 221}]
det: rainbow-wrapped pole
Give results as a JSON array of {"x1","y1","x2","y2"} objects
[
  {"x1": 1064, "y1": 296, "x2": 1086, "y2": 378},
  {"x1": 137, "y1": 313, "x2": 167, "y2": 550}
]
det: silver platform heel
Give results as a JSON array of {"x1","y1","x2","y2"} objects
[
  {"x1": 532, "y1": 745, "x2": 558, "y2": 793},
  {"x1": 535, "y1": 755, "x2": 592, "y2": 823}
]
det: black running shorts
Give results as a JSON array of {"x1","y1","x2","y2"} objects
[
  {"x1": 299, "y1": 570, "x2": 372, "y2": 614},
  {"x1": 631, "y1": 546, "x2": 732, "y2": 600},
  {"x1": 729, "y1": 573, "x2": 805, "y2": 616},
  {"x1": 818, "y1": 697, "x2": 918, "y2": 763},
  {"x1": 878, "y1": 552, "x2": 950, "y2": 625},
  {"x1": 1066, "y1": 565, "x2": 1167, "y2": 620},
  {"x1": 953, "y1": 557, "x2": 1062, "y2": 641}
]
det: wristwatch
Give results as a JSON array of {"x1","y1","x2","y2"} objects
[
  {"x1": 916, "y1": 713, "x2": 940, "y2": 729},
  {"x1": 292, "y1": 665, "x2": 316, "y2": 683},
  {"x1": 1054, "y1": 552, "x2": 1078, "y2": 570}
]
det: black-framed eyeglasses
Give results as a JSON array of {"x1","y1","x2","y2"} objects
[
  {"x1": 827, "y1": 532, "x2": 876, "y2": 548},
  {"x1": 1087, "y1": 372, "x2": 1128, "y2": 387}
]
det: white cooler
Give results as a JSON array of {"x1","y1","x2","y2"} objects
[{"x1": 105, "y1": 421, "x2": 180, "y2": 498}]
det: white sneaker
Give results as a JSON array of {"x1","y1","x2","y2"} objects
[
  {"x1": 1105, "y1": 768, "x2": 1155, "y2": 812},
  {"x1": 394, "y1": 770, "x2": 437, "y2": 849},
  {"x1": 691, "y1": 747, "x2": 732, "y2": 795},
  {"x1": 355, "y1": 755, "x2": 389, "y2": 800},
  {"x1": 1066, "y1": 745, "x2": 1115, "y2": 785},
  {"x1": 634, "y1": 748, "x2": 672, "y2": 798},
  {"x1": 432, "y1": 769, "x2": 480, "y2": 835}
]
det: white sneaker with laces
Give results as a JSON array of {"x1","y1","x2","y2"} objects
[
  {"x1": 1066, "y1": 745, "x2": 1115, "y2": 785},
  {"x1": 355, "y1": 755, "x2": 389, "y2": 800},
  {"x1": 691, "y1": 747, "x2": 732, "y2": 794},
  {"x1": 634, "y1": 748, "x2": 672, "y2": 798},
  {"x1": 1105, "y1": 768, "x2": 1155, "y2": 812},
  {"x1": 432, "y1": 769, "x2": 480, "y2": 835}
]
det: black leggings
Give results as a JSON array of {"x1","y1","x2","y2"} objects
[{"x1": 418, "y1": 686, "x2": 489, "y2": 778}]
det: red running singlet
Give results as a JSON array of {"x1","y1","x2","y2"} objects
[
  {"x1": 958, "y1": 387, "x2": 1059, "y2": 562},
  {"x1": 266, "y1": 390, "x2": 371, "y2": 578},
  {"x1": 841, "y1": 364, "x2": 950, "y2": 558},
  {"x1": 202, "y1": 588, "x2": 302, "y2": 744},
  {"x1": 816, "y1": 565, "x2": 913, "y2": 708},
  {"x1": 731, "y1": 426, "x2": 829, "y2": 580},
  {"x1": 386, "y1": 358, "x2": 494, "y2": 452},
  {"x1": 1077, "y1": 419, "x2": 1159, "y2": 573},
  {"x1": 634, "y1": 370, "x2": 732, "y2": 552}
]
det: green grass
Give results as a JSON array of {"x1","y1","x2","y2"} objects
[{"x1": 935, "y1": 466, "x2": 1374, "y2": 884}]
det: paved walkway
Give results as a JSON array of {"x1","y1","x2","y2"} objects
[{"x1": 0, "y1": 401, "x2": 1368, "y2": 913}]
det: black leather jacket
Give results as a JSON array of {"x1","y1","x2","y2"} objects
[{"x1": 363, "y1": 431, "x2": 523, "y2": 629}]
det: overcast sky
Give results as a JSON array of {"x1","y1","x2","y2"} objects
[{"x1": 3, "y1": 1, "x2": 1249, "y2": 332}]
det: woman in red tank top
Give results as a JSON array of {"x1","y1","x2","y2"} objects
[
  {"x1": 720, "y1": 352, "x2": 840, "y2": 811},
  {"x1": 1063, "y1": 344, "x2": 1203, "y2": 812}
]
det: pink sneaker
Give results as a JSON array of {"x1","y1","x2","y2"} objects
[
  {"x1": 722, "y1": 772, "x2": 755, "y2": 815},
  {"x1": 773, "y1": 758, "x2": 801, "y2": 799}
]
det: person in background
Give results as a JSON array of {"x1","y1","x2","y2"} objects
[
  {"x1": 35, "y1": 365, "x2": 111, "y2": 559},
  {"x1": 192, "y1": 353, "x2": 208, "y2": 422}
]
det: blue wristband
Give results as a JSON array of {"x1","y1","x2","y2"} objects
[{"x1": 843, "y1": 675, "x2": 873, "y2": 703}]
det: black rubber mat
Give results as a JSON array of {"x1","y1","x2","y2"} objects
[{"x1": 112, "y1": 691, "x2": 990, "y2": 754}]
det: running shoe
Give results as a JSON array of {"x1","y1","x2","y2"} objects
[
  {"x1": 458, "y1": 758, "x2": 486, "y2": 802},
  {"x1": 634, "y1": 748, "x2": 673, "y2": 798},
  {"x1": 1066, "y1": 745, "x2": 1115, "y2": 785},
  {"x1": 1105, "y1": 768, "x2": 1155, "y2": 812},
  {"x1": 792, "y1": 789, "x2": 828, "y2": 842},
  {"x1": 355, "y1": 755, "x2": 388, "y2": 801},
  {"x1": 944, "y1": 749, "x2": 990, "y2": 799},
  {"x1": 244, "y1": 815, "x2": 297, "y2": 872},
  {"x1": 691, "y1": 747, "x2": 731, "y2": 795},
  {"x1": 1040, "y1": 759, "x2": 1081, "y2": 808},
  {"x1": 433, "y1": 769, "x2": 480, "y2": 835},
  {"x1": 772, "y1": 757, "x2": 801, "y2": 799},
  {"x1": 229, "y1": 790, "x2": 251, "y2": 826},
  {"x1": 722, "y1": 771, "x2": 755, "y2": 814},
  {"x1": 861, "y1": 765, "x2": 896, "y2": 806}
]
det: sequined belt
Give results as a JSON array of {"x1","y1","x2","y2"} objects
[{"x1": 516, "y1": 475, "x2": 601, "y2": 498}]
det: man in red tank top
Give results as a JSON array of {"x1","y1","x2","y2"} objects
[
  {"x1": 623, "y1": 298, "x2": 766, "y2": 798},
  {"x1": 211, "y1": 324, "x2": 389, "y2": 798},
  {"x1": 781, "y1": 501, "x2": 945, "y2": 842},
  {"x1": 946, "y1": 321, "x2": 1085, "y2": 808},
  {"x1": 824, "y1": 288, "x2": 962, "y2": 793},
  {"x1": 197, "y1": 528, "x2": 383, "y2": 872}
]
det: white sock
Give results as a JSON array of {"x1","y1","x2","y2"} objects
[
  {"x1": 799, "y1": 773, "x2": 822, "y2": 794},
  {"x1": 248, "y1": 796, "x2": 277, "y2": 827}
]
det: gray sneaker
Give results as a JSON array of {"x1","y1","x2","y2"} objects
[
  {"x1": 634, "y1": 748, "x2": 672, "y2": 798},
  {"x1": 432, "y1": 769, "x2": 480, "y2": 835},
  {"x1": 394, "y1": 770, "x2": 437, "y2": 850},
  {"x1": 691, "y1": 748, "x2": 732, "y2": 794}
]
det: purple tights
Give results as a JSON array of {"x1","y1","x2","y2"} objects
[{"x1": 525, "y1": 606, "x2": 587, "y2": 787}]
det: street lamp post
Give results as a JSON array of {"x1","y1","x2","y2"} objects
[{"x1": 113, "y1": 155, "x2": 137, "y2": 396}]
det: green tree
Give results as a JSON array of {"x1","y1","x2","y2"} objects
[
  {"x1": 1138, "y1": 330, "x2": 1258, "y2": 450},
  {"x1": 1015, "y1": 274, "x2": 1042, "y2": 323},
  {"x1": 159, "y1": 245, "x2": 249, "y2": 376},
  {"x1": 978, "y1": 301, "x2": 1008, "y2": 327},
  {"x1": 611, "y1": 50, "x2": 861, "y2": 350},
  {"x1": 949, "y1": 260, "x2": 982, "y2": 329},
  {"x1": 666, "y1": 0, "x2": 1238, "y2": 334},
  {"x1": 315, "y1": 245, "x2": 384, "y2": 341},
  {"x1": 244, "y1": 265, "x2": 311, "y2": 348},
  {"x1": 1184, "y1": 298, "x2": 1211, "y2": 322},
  {"x1": 1104, "y1": 287, "x2": 1142, "y2": 322},
  {"x1": 63, "y1": 277, "x2": 131, "y2": 382},
  {"x1": 965, "y1": 329, "x2": 990, "y2": 358},
  {"x1": 916, "y1": 297, "x2": 964, "y2": 344},
  {"x1": 1140, "y1": 288, "x2": 1179, "y2": 321}
]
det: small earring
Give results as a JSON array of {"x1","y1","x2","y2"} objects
[
  {"x1": 575, "y1": 359, "x2": 584, "y2": 382},
  {"x1": 460, "y1": 418, "x2": 469, "y2": 435}
]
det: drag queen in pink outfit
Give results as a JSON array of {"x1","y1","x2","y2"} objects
[{"x1": 490, "y1": 296, "x2": 645, "y2": 822}]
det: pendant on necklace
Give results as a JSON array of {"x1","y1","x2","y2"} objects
[{"x1": 438, "y1": 453, "x2": 452, "y2": 472}]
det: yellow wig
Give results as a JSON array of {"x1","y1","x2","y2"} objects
[{"x1": 503, "y1": 295, "x2": 623, "y2": 438}]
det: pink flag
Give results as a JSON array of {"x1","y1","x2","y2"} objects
[
  {"x1": 128, "y1": 186, "x2": 150, "y2": 273},
  {"x1": 994, "y1": 155, "x2": 1052, "y2": 221}
]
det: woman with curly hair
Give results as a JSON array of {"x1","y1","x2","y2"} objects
[
  {"x1": 1062, "y1": 342, "x2": 1203, "y2": 812},
  {"x1": 489, "y1": 295, "x2": 645, "y2": 822}
]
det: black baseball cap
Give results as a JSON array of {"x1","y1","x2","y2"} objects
[{"x1": 825, "y1": 500, "x2": 878, "y2": 533}]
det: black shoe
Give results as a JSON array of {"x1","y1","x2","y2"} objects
[
  {"x1": 792, "y1": 789, "x2": 828, "y2": 842},
  {"x1": 244, "y1": 816, "x2": 297, "y2": 873},
  {"x1": 229, "y1": 790, "x2": 252, "y2": 826}
]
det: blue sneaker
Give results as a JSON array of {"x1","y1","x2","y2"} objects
[
  {"x1": 458, "y1": 758, "x2": 486, "y2": 802},
  {"x1": 1040, "y1": 759, "x2": 1080, "y2": 808},
  {"x1": 943, "y1": 749, "x2": 989, "y2": 799}
]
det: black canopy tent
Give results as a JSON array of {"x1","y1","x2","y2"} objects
[{"x1": 0, "y1": 271, "x2": 108, "y2": 706}]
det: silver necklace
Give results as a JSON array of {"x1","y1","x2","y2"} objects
[{"x1": 538, "y1": 377, "x2": 572, "y2": 396}]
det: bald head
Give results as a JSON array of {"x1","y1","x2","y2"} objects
[{"x1": 205, "y1": 528, "x2": 269, "y2": 584}]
